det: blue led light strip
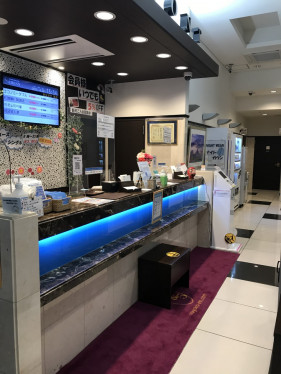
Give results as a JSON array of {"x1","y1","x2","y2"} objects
[{"x1": 39, "y1": 186, "x2": 199, "y2": 275}]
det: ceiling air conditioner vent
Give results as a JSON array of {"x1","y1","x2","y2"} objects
[
  {"x1": 9, "y1": 39, "x2": 75, "y2": 53},
  {"x1": 2, "y1": 35, "x2": 114, "y2": 66},
  {"x1": 244, "y1": 50, "x2": 281, "y2": 64},
  {"x1": 45, "y1": 54, "x2": 106, "y2": 64}
]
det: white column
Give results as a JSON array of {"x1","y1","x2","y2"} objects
[{"x1": 0, "y1": 212, "x2": 42, "y2": 374}]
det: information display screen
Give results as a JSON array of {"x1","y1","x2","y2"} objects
[{"x1": 1, "y1": 73, "x2": 60, "y2": 126}]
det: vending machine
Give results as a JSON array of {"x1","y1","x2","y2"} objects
[{"x1": 205, "y1": 128, "x2": 243, "y2": 210}]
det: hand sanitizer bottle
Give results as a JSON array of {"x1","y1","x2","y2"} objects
[
  {"x1": 11, "y1": 175, "x2": 27, "y2": 197},
  {"x1": 2, "y1": 175, "x2": 28, "y2": 214}
]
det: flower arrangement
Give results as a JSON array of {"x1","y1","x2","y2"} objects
[{"x1": 136, "y1": 150, "x2": 153, "y2": 165}]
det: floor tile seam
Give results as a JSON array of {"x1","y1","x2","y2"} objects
[
  {"x1": 237, "y1": 259, "x2": 279, "y2": 270},
  {"x1": 241, "y1": 237, "x2": 281, "y2": 248},
  {"x1": 195, "y1": 328, "x2": 273, "y2": 351},
  {"x1": 214, "y1": 297, "x2": 278, "y2": 314},
  {"x1": 223, "y1": 276, "x2": 279, "y2": 291},
  {"x1": 234, "y1": 259, "x2": 278, "y2": 271}
]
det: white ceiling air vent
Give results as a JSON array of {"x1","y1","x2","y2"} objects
[
  {"x1": 244, "y1": 50, "x2": 281, "y2": 64},
  {"x1": 2, "y1": 34, "x2": 114, "y2": 65}
]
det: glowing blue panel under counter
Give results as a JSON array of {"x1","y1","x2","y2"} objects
[{"x1": 39, "y1": 186, "x2": 203, "y2": 275}]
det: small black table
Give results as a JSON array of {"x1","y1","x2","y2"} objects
[{"x1": 138, "y1": 243, "x2": 191, "y2": 309}]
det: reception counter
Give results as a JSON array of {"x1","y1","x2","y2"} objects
[{"x1": 38, "y1": 177, "x2": 209, "y2": 305}]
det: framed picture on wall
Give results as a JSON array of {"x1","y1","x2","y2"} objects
[
  {"x1": 147, "y1": 120, "x2": 177, "y2": 144},
  {"x1": 187, "y1": 127, "x2": 206, "y2": 167}
]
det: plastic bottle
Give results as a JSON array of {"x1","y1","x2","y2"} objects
[
  {"x1": 160, "y1": 169, "x2": 168, "y2": 187},
  {"x1": 11, "y1": 175, "x2": 27, "y2": 198}
]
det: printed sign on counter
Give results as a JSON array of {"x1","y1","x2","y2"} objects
[
  {"x1": 152, "y1": 190, "x2": 163, "y2": 224},
  {"x1": 73, "y1": 155, "x2": 83, "y2": 176}
]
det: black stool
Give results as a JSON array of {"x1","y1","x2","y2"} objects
[{"x1": 138, "y1": 243, "x2": 191, "y2": 309}]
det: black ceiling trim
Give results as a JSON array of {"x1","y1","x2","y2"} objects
[
  {"x1": 116, "y1": 114, "x2": 189, "y2": 120},
  {"x1": 132, "y1": 0, "x2": 219, "y2": 78}
]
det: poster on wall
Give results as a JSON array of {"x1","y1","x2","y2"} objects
[
  {"x1": 147, "y1": 120, "x2": 177, "y2": 144},
  {"x1": 87, "y1": 101, "x2": 105, "y2": 114},
  {"x1": 68, "y1": 97, "x2": 79, "y2": 107},
  {"x1": 70, "y1": 107, "x2": 93, "y2": 116},
  {"x1": 188, "y1": 128, "x2": 206, "y2": 167},
  {"x1": 67, "y1": 73, "x2": 87, "y2": 88},
  {"x1": 205, "y1": 140, "x2": 226, "y2": 169},
  {"x1": 78, "y1": 88, "x2": 99, "y2": 103}
]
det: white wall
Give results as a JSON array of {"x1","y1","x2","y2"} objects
[
  {"x1": 188, "y1": 66, "x2": 238, "y2": 127},
  {"x1": 245, "y1": 116, "x2": 281, "y2": 136},
  {"x1": 236, "y1": 94, "x2": 281, "y2": 113},
  {"x1": 231, "y1": 67, "x2": 281, "y2": 93},
  {"x1": 105, "y1": 78, "x2": 188, "y2": 117}
]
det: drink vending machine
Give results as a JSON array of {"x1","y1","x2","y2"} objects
[{"x1": 205, "y1": 128, "x2": 243, "y2": 211}]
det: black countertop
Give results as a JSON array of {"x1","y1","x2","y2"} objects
[{"x1": 38, "y1": 177, "x2": 204, "y2": 240}]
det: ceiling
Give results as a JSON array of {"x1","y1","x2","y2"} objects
[
  {"x1": 1, "y1": 0, "x2": 281, "y2": 120},
  {"x1": 0, "y1": 0, "x2": 218, "y2": 85},
  {"x1": 177, "y1": 0, "x2": 281, "y2": 119}
]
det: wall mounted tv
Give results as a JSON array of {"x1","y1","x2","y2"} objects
[{"x1": 1, "y1": 73, "x2": 60, "y2": 126}]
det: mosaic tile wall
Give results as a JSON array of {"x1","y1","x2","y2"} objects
[{"x1": 0, "y1": 52, "x2": 67, "y2": 189}]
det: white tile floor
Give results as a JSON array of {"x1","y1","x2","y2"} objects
[{"x1": 170, "y1": 190, "x2": 280, "y2": 374}]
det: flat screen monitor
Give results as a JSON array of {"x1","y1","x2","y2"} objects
[{"x1": 1, "y1": 73, "x2": 60, "y2": 127}]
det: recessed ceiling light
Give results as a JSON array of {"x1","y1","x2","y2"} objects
[
  {"x1": 0, "y1": 17, "x2": 8, "y2": 25},
  {"x1": 175, "y1": 66, "x2": 188, "y2": 70},
  {"x1": 262, "y1": 113, "x2": 267, "y2": 116},
  {"x1": 130, "y1": 36, "x2": 148, "y2": 43},
  {"x1": 270, "y1": 90, "x2": 277, "y2": 93},
  {"x1": 92, "y1": 62, "x2": 105, "y2": 66},
  {"x1": 117, "y1": 72, "x2": 128, "y2": 76},
  {"x1": 94, "y1": 11, "x2": 116, "y2": 21},
  {"x1": 156, "y1": 53, "x2": 171, "y2": 58},
  {"x1": 14, "y1": 28, "x2": 34, "y2": 36},
  {"x1": 58, "y1": 66, "x2": 65, "y2": 70}
]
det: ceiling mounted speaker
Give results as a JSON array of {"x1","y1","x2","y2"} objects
[{"x1": 164, "y1": 0, "x2": 177, "y2": 16}]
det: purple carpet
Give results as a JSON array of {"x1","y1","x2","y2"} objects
[{"x1": 58, "y1": 247, "x2": 239, "y2": 374}]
